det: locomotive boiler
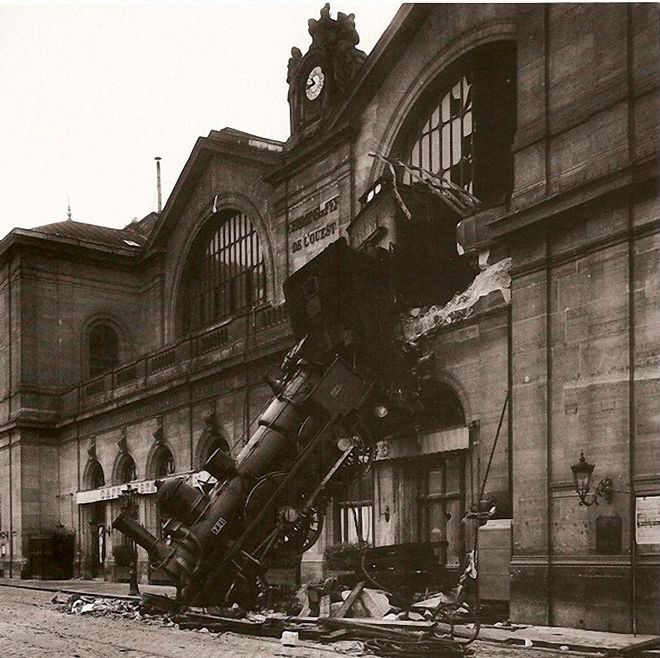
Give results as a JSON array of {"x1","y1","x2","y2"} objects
[{"x1": 113, "y1": 238, "x2": 415, "y2": 606}]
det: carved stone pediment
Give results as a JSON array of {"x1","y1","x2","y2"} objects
[{"x1": 287, "y1": 4, "x2": 366, "y2": 137}]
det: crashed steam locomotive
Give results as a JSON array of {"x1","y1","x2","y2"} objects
[{"x1": 113, "y1": 188, "x2": 475, "y2": 605}]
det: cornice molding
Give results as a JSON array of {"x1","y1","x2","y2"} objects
[{"x1": 490, "y1": 156, "x2": 658, "y2": 239}]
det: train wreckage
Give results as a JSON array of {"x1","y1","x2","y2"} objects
[{"x1": 112, "y1": 177, "x2": 504, "y2": 608}]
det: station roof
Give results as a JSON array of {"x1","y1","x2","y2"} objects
[{"x1": 25, "y1": 219, "x2": 148, "y2": 250}]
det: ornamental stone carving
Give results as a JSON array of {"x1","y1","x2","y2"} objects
[{"x1": 287, "y1": 4, "x2": 366, "y2": 136}]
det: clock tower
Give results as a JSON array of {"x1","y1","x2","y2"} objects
[{"x1": 287, "y1": 4, "x2": 367, "y2": 140}]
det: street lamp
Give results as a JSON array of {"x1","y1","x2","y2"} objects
[
  {"x1": 119, "y1": 484, "x2": 140, "y2": 595},
  {"x1": 570, "y1": 453, "x2": 614, "y2": 506}
]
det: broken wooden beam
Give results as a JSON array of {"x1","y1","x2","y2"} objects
[
  {"x1": 289, "y1": 616, "x2": 436, "y2": 629},
  {"x1": 334, "y1": 581, "x2": 365, "y2": 618},
  {"x1": 316, "y1": 616, "x2": 427, "y2": 641}
]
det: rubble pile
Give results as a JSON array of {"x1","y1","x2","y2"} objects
[
  {"x1": 51, "y1": 584, "x2": 477, "y2": 656},
  {"x1": 54, "y1": 593, "x2": 140, "y2": 619},
  {"x1": 402, "y1": 257, "x2": 512, "y2": 343}
]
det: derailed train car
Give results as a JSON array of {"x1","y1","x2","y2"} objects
[{"x1": 113, "y1": 238, "x2": 417, "y2": 605}]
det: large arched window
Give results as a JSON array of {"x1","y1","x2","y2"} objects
[
  {"x1": 181, "y1": 209, "x2": 266, "y2": 334},
  {"x1": 397, "y1": 42, "x2": 516, "y2": 205},
  {"x1": 405, "y1": 74, "x2": 474, "y2": 192},
  {"x1": 88, "y1": 323, "x2": 119, "y2": 378}
]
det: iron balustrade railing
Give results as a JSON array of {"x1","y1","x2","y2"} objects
[
  {"x1": 195, "y1": 324, "x2": 230, "y2": 356},
  {"x1": 148, "y1": 349, "x2": 177, "y2": 374},
  {"x1": 66, "y1": 303, "x2": 289, "y2": 413},
  {"x1": 84, "y1": 378, "x2": 105, "y2": 398},
  {"x1": 115, "y1": 364, "x2": 138, "y2": 387}
]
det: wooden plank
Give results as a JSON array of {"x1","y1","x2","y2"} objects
[
  {"x1": 287, "y1": 616, "x2": 435, "y2": 629},
  {"x1": 316, "y1": 617, "x2": 426, "y2": 641},
  {"x1": 334, "y1": 581, "x2": 365, "y2": 618},
  {"x1": 322, "y1": 629, "x2": 350, "y2": 641}
]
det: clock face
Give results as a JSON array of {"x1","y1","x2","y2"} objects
[{"x1": 305, "y1": 65, "x2": 325, "y2": 101}]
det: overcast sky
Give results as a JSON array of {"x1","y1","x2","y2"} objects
[{"x1": 0, "y1": 1, "x2": 401, "y2": 239}]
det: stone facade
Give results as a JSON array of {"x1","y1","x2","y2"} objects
[{"x1": 0, "y1": 3, "x2": 657, "y2": 634}]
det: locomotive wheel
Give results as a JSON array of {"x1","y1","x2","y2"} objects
[
  {"x1": 329, "y1": 422, "x2": 374, "y2": 484},
  {"x1": 243, "y1": 472, "x2": 324, "y2": 558}
]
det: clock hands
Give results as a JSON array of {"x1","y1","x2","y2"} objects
[{"x1": 305, "y1": 66, "x2": 324, "y2": 100}]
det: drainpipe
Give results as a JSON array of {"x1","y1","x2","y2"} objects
[
  {"x1": 284, "y1": 166, "x2": 290, "y2": 279},
  {"x1": 8, "y1": 431, "x2": 12, "y2": 578},
  {"x1": 625, "y1": 4, "x2": 638, "y2": 635},
  {"x1": 7, "y1": 258, "x2": 12, "y2": 419},
  {"x1": 545, "y1": 237, "x2": 553, "y2": 627},
  {"x1": 7, "y1": 258, "x2": 13, "y2": 576},
  {"x1": 507, "y1": 304, "x2": 514, "y2": 524},
  {"x1": 76, "y1": 422, "x2": 81, "y2": 577}
]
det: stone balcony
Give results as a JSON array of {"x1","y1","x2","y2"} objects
[{"x1": 7, "y1": 303, "x2": 292, "y2": 428}]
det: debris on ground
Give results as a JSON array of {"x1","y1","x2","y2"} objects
[
  {"x1": 50, "y1": 583, "x2": 479, "y2": 656},
  {"x1": 56, "y1": 594, "x2": 140, "y2": 619}
]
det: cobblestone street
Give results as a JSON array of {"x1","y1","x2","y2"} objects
[{"x1": 1, "y1": 584, "x2": 593, "y2": 658}]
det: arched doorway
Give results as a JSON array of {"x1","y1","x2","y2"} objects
[
  {"x1": 145, "y1": 444, "x2": 176, "y2": 585},
  {"x1": 363, "y1": 380, "x2": 470, "y2": 582},
  {"x1": 146, "y1": 444, "x2": 176, "y2": 540},
  {"x1": 83, "y1": 459, "x2": 107, "y2": 578}
]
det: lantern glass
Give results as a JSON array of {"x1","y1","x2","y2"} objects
[{"x1": 571, "y1": 452, "x2": 595, "y2": 501}]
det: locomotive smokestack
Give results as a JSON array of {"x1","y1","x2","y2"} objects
[{"x1": 113, "y1": 512, "x2": 163, "y2": 555}]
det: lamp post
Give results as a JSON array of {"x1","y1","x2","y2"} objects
[
  {"x1": 570, "y1": 453, "x2": 614, "y2": 506},
  {"x1": 119, "y1": 484, "x2": 140, "y2": 596}
]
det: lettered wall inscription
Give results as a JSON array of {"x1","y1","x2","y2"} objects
[{"x1": 289, "y1": 194, "x2": 339, "y2": 270}]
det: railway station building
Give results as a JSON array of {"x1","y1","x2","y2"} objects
[{"x1": 0, "y1": 3, "x2": 658, "y2": 633}]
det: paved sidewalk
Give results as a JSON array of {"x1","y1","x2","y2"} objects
[
  {"x1": 2, "y1": 578, "x2": 658, "y2": 655},
  {"x1": 0, "y1": 577, "x2": 176, "y2": 601},
  {"x1": 469, "y1": 623, "x2": 660, "y2": 654}
]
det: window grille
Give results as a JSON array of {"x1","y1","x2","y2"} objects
[
  {"x1": 335, "y1": 471, "x2": 374, "y2": 544},
  {"x1": 183, "y1": 210, "x2": 266, "y2": 333},
  {"x1": 403, "y1": 74, "x2": 473, "y2": 192},
  {"x1": 417, "y1": 452, "x2": 464, "y2": 569},
  {"x1": 398, "y1": 42, "x2": 516, "y2": 205}
]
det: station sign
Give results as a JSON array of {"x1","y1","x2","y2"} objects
[
  {"x1": 636, "y1": 495, "x2": 660, "y2": 545},
  {"x1": 289, "y1": 187, "x2": 340, "y2": 271},
  {"x1": 375, "y1": 427, "x2": 469, "y2": 461},
  {"x1": 75, "y1": 470, "x2": 215, "y2": 505}
]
